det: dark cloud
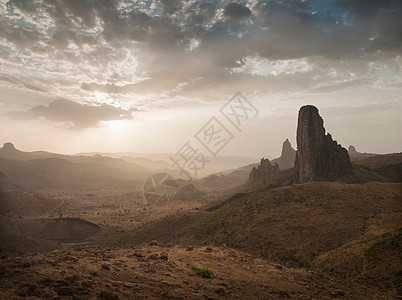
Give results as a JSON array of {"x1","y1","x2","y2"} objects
[
  {"x1": 8, "y1": 99, "x2": 138, "y2": 128},
  {"x1": 155, "y1": 0, "x2": 183, "y2": 15},
  {"x1": 223, "y1": 3, "x2": 252, "y2": 19},
  {"x1": 0, "y1": 0, "x2": 401, "y2": 99}
]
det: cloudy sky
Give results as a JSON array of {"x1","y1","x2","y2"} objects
[{"x1": 0, "y1": 0, "x2": 401, "y2": 158}]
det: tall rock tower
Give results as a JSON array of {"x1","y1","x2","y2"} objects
[
  {"x1": 271, "y1": 138, "x2": 296, "y2": 170},
  {"x1": 295, "y1": 105, "x2": 351, "y2": 183}
]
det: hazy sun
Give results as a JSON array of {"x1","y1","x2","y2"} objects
[{"x1": 101, "y1": 120, "x2": 126, "y2": 131}]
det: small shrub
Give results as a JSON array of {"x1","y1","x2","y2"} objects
[
  {"x1": 303, "y1": 259, "x2": 313, "y2": 269},
  {"x1": 190, "y1": 264, "x2": 214, "y2": 278}
]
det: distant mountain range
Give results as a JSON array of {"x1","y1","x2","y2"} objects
[{"x1": 0, "y1": 142, "x2": 153, "y2": 191}]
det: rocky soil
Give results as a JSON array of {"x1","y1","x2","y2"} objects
[{"x1": 0, "y1": 244, "x2": 388, "y2": 299}]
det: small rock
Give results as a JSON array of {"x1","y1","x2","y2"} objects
[
  {"x1": 133, "y1": 251, "x2": 144, "y2": 258},
  {"x1": 148, "y1": 253, "x2": 158, "y2": 260},
  {"x1": 215, "y1": 287, "x2": 225, "y2": 295},
  {"x1": 101, "y1": 263, "x2": 111, "y2": 270},
  {"x1": 53, "y1": 279, "x2": 69, "y2": 287},
  {"x1": 20, "y1": 261, "x2": 32, "y2": 268},
  {"x1": 160, "y1": 252, "x2": 168, "y2": 261},
  {"x1": 62, "y1": 255, "x2": 78, "y2": 263},
  {"x1": 100, "y1": 290, "x2": 120, "y2": 300},
  {"x1": 148, "y1": 264, "x2": 156, "y2": 273},
  {"x1": 204, "y1": 247, "x2": 212, "y2": 252},
  {"x1": 148, "y1": 240, "x2": 159, "y2": 246},
  {"x1": 81, "y1": 280, "x2": 93, "y2": 288},
  {"x1": 39, "y1": 278, "x2": 54, "y2": 286},
  {"x1": 17, "y1": 287, "x2": 30, "y2": 296},
  {"x1": 55, "y1": 286, "x2": 75, "y2": 296},
  {"x1": 186, "y1": 245, "x2": 194, "y2": 251},
  {"x1": 66, "y1": 274, "x2": 81, "y2": 282},
  {"x1": 329, "y1": 289, "x2": 345, "y2": 297},
  {"x1": 279, "y1": 290, "x2": 290, "y2": 297},
  {"x1": 17, "y1": 283, "x2": 37, "y2": 296}
]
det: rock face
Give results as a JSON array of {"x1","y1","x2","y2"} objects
[
  {"x1": 248, "y1": 158, "x2": 279, "y2": 184},
  {"x1": 271, "y1": 139, "x2": 296, "y2": 170},
  {"x1": 348, "y1": 145, "x2": 357, "y2": 153},
  {"x1": 3, "y1": 142, "x2": 15, "y2": 150},
  {"x1": 295, "y1": 105, "x2": 351, "y2": 183}
]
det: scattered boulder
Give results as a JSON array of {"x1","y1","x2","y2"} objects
[{"x1": 295, "y1": 105, "x2": 351, "y2": 183}]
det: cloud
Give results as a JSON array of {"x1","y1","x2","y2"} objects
[
  {"x1": 0, "y1": 0, "x2": 401, "y2": 103},
  {"x1": 7, "y1": 98, "x2": 138, "y2": 128}
]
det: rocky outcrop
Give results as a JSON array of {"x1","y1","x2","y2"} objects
[
  {"x1": 248, "y1": 158, "x2": 279, "y2": 184},
  {"x1": 295, "y1": 105, "x2": 351, "y2": 183},
  {"x1": 348, "y1": 145, "x2": 357, "y2": 154},
  {"x1": 271, "y1": 139, "x2": 296, "y2": 170},
  {"x1": 348, "y1": 145, "x2": 376, "y2": 162},
  {"x1": 3, "y1": 142, "x2": 15, "y2": 150}
]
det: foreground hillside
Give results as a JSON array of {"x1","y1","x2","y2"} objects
[
  {"x1": 100, "y1": 181, "x2": 402, "y2": 296},
  {"x1": 102, "y1": 182, "x2": 401, "y2": 263},
  {"x1": 0, "y1": 245, "x2": 384, "y2": 299}
]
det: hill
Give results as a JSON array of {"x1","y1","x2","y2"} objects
[
  {"x1": 101, "y1": 181, "x2": 401, "y2": 262},
  {"x1": 0, "y1": 217, "x2": 109, "y2": 253}
]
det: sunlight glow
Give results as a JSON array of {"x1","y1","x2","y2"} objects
[{"x1": 101, "y1": 120, "x2": 126, "y2": 131}]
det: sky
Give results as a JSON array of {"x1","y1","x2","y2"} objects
[{"x1": 0, "y1": 0, "x2": 401, "y2": 159}]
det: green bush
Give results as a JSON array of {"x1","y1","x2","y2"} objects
[
  {"x1": 190, "y1": 264, "x2": 214, "y2": 278},
  {"x1": 303, "y1": 259, "x2": 313, "y2": 269}
]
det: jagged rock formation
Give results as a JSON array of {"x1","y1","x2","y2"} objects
[
  {"x1": 248, "y1": 158, "x2": 279, "y2": 184},
  {"x1": 271, "y1": 139, "x2": 296, "y2": 170},
  {"x1": 3, "y1": 142, "x2": 15, "y2": 150},
  {"x1": 348, "y1": 145, "x2": 357, "y2": 153},
  {"x1": 348, "y1": 145, "x2": 377, "y2": 162},
  {"x1": 295, "y1": 105, "x2": 351, "y2": 183}
]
